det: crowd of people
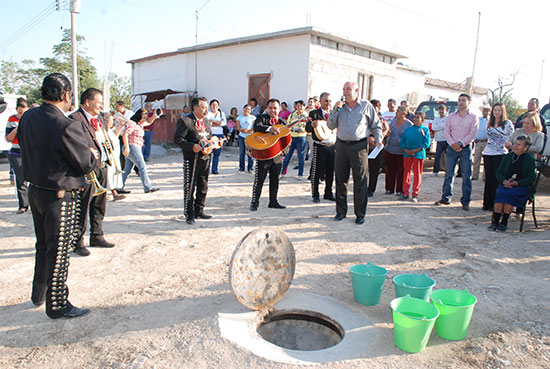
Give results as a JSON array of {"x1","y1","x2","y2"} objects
[{"x1": 3, "y1": 72, "x2": 546, "y2": 319}]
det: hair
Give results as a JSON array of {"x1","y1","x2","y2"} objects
[
  {"x1": 400, "y1": 100, "x2": 408, "y2": 105},
  {"x1": 230, "y1": 106, "x2": 237, "y2": 114},
  {"x1": 99, "y1": 111, "x2": 111, "y2": 120},
  {"x1": 523, "y1": 111, "x2": 543, "y2": 132},
  {"x1": 209, "y1": 99, "x2": 219, "y2": 107},
  {"x1": 488, "y1": 103, "x2": 508, "y2": 129},
  {"x1": 183, "y1": 105, "x2": 190, "y2": 110},
  {"x1": 515, "y1": 135, "x2": 532, "y2": 148},
  {"x1": 415, "y1": 111, "x2": 426, "y2": 120},
  {"x1": 41, "y1": 73, "x2": 72, "y2": 102},
  {"x1": 388, "y1": 99, "x2": 396, "y2": 104},
  {"x1": 130, "y1": 108, "x2": 144, "y2": 122},
  {"x1": 191, "y1": 96, "x2": 208, "y2": 110},
  {"x1": 281, "y1": 101, "x2": 288, "y2": 107},
  {"x1": 80, "y1": 88, "x2": 102, "y2": 105},
  {"x1": 529, "y1": 97, "x2": 539, "y2": 107},
  {"x1": 458, "y1": 93, "x2": 471, "y2": 101},
  {"x1": 438, "y1": 104, "x2": 447, "y2": 110},
  {"x1": 396, "y1": 106, "x2": 406, "y2": 114},
  {"x1": 249, "y1": 97, "x2": 257, "y2": 104},
  {"x1": 319, "y1": 92, "x2": 330, "y2": 100},
  {"x1": 294, "y1": 100, "x2": 305, "y2": 106},
  {"x1": 267, "y1": 98, "x2": 280, "y2": 106},
  {"x1": 16, "y1": 97, "x2": 28, "y2": 108},
  {"x1": 243, "y1": 104, "x2": 251, "y2": 109},
  {"x1": 115, "y1": 101, "x2": 126, "y2": 107},
  {"x1": 370, "y1": 99, "x2": 381, "y2": 108}
]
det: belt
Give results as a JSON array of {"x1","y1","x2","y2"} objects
[
  {"x1": 30, "y1": 184, "x2": 79, "y2": 198},
  {"x1": 476, "y1": 139, "x2": 488, "y2": 142},
  {"x1": 314, "y1": 141, "x2": 334, "y2": 147},
  {"x1": 337, "y1": 137, "x2": 368, "y2": 145}
]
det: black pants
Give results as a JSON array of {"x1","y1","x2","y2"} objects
[
  {"x1": 368, "y1": 147, "x2": 383, "y2": 194},
  {"x1": 184, "y1": 155, "x2": 209, "y2": 220},
  {"x1": 335, "y1": 140, "x2": 369, "y2": 218},
  {"x1": 483, "y1": 154, "x2": 504, "y2": 210},
  {"x1": 251, "y1": 158, "x2": 282, "y2": 207},
  {"x1": 311, "y1": 142, "x2": 335, "y2": 198},
  {"x1": 29, "y1": 186, "x2": 81, "y2": 318},
  {"x1": 76, "y1": 166, "x2": 108, "y2": 246}
]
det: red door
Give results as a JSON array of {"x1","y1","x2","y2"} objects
[{"x1": 248, "y1": 74, "x2": 270, "y2": 111}]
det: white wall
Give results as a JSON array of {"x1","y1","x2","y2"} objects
[
  {"x1": 132, "y1": 35, "x2": 311, "y2": 115},
  {"x1": 308, "y1": 43, "x2": 396, "y2": 103}
]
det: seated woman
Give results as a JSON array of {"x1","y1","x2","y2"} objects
[
  {"x1": 504, "y1": 111, "x2": 545, "y2": 156},
  {"x1": 489, "y1": 135, "x2": 537, "y2": 232}
]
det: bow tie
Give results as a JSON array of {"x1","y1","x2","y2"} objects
[
  {"x1": 324, "y1": 113, "x2": 328, "y2": 120},
  {"x1": 195, "y1": 119, "x2": 206, "y2": 131},
  {"x1": 270, "y1": 118, "x2": 278, "y2": 125},
  {"x1": 90, "y1": 117, "x2": 101, "y2": 131}
]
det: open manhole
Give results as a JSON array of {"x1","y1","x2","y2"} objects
[
  {"x1": 229, "y1": 229, "x2": 346, "y2": 352},
  {"x1": 257, "y1": 309, "x2": 345, "y2": 351}
]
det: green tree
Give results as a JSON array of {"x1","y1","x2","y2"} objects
[
  {"x1": 108, "y1": 73, "x2": 131, "y2": 110},
  {"x1": 487, "y1": 72, "x2": 524, "y2": 121}
]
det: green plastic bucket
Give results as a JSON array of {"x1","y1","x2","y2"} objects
[
  {"x1": 430, "y1": 289, "x2": 477, "y2": 340},
  {"x1": 393, "y1": 273, "x2": 435, "y2": 301},
  {"x1": 349, "y1": 263, "x2": 388, "y2": 306},
  {"x1": 390, "y1": 296, "x2": 440, "y2": 353}
]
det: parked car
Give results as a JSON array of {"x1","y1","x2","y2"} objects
[
  {"x1": 415, "y1": 101, "x2": 458, "y2": 156},
  {"x1": 540, "y1": 103, "x2": 550, "y2": 128}
]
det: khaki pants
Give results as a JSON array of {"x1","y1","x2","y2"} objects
[{"x1": 472, "y1": 140, "x2": 487, "y2": 180}]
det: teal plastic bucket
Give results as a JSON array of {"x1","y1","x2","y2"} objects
[
  {"x1": 393, "y1": 273, "x2": 435, "y2": 301},
  {"x1": 430, "y1": 289, "x2": 477, "y2": 340},
  {"x1": 349, "y1": 263, "x2": 387, "y2": 306},
  {"x1": 390, "y1": 296, "x2": 440, "y2": 353}
]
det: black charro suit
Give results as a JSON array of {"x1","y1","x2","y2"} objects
[
  {"x1": 17, "y1": 102, "x2": 97, "y2": 318},
  {"x1": 306, "y1": 108, "x2": 335, "y2": 200},
  {"x1": 70, "y1": 108, "x2": 109, "y2": 246},
  {"x1": 174, "y1": 113, "x2": 212, "y2": 221}
]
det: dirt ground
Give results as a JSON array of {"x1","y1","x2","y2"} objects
[{"x1": 1, "y1": 146, "x2": 549, "y2": 369}]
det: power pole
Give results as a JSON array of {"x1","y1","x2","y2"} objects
[
  {"x1": 70, "y1": 0, "x2": 81, "y2": 106},
  {"x1": 466, "y1": 12, "x2": 481, "y2": 96},
  {"x1": 194, "y1": 0, "x2": 212, "y2": 93},
  {"x1": 538, "y1": 59, "x2": 545, "y2": 102}
]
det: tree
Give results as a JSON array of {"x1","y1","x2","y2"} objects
[
  {"x1": 487, "y1": 71, "x2": 524, "y2": 121},
  {"x1": 108, "y1": 73, "x2": 131, "y2": 110}
]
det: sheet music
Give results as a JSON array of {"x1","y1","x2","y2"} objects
[{"x1": 368, "y1": 144, "x2": 384, "y2": 159}]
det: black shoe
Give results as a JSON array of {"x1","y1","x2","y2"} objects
[
  {"x1": 268, "y1": 203, "x2": 286, "y2": 209},
  {"x1": 355, "y1": 217, "x2": 365, "y2": 224},
  {"x1": 462, "y1": 204, "x2": 470, "y2": 211},
  {"x1": 324, "y1": 193, "x2": 336, "y2": 201},
  {"x1": 334, "y1": 213, "x2": 346, "y2": 221},
  {"x1": 250, "y1": 204, "x2": 258, "y2": 211},
  {"x1": 89, "y1": 236, "x2": 115, "y2": 248},
  {"x1": 116, "y1": 188, "x2": 131, "y2": 194},
  {"x1": 196, "y1": 213, "x2": 212, "y2": 219},
  {"x1": 145, "y1": 187, "x2": 160, "y2": 193},
  {"x1": 74, "y1": 247, "x2": 90, "y2": 256},
  {"x1": 307, "y1": 175, "x2": 312, "y2": 181},
  {"x1": 212, "y1": 171, "x2": 219, "y2": 175},
  {"x1": 399, "y1": 195, "x2": 409, "y2": 201},
  {"x1": 384, "y1": 190, "x2": 394, "y2": 195},
  {"x1": 186, "y1": 218, "x2": 195, "y2": 225},
  {"x1": 487, "y1": 223, "x2": 497, "y2": 231},
  {"x1": 313, "y1": 196, "x2": 320, "y2": 203},
  {"x1": 367, "y1": 192, "x2": 374, "y2": 198},
  {"x1": 51, "y1": 306, "x2": 91, "y2": 319},
  {"x1": 434, "y1": 200, "x2": 451, "y2": 206},
  {"x1": 293, "y1": 165, "x2": 299, "y2": 170},
  {"x1": 496, "y1": 224, "x2": 507, "y2": 232},
  {"x1": 32, "y1": 299, "x2": 45, "y2": 307}
]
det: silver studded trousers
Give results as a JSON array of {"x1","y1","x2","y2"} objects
[{"x1": 29, "y1": 186, "x2": 81, "y2": 318}]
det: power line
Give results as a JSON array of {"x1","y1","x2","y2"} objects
[{"x1": 0, "y1": 1, "x2": 64, "y2": 51}]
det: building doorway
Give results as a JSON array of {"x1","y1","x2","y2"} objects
[{"x1": 249, "y1": 73, "x2": 271, "y2": 110}]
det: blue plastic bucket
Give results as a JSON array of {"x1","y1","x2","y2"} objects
[
  {"x1": 349, "y1": 263, "x2": 387, "y2": 306},
  {"x1": 393, "y1": 273, "x2": 435, "y2": 301}
]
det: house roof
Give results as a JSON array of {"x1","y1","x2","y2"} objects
[
  {"x1": 425, "y1": 77, "x2": 488, "y2": 95},
  {"x1": 127, "y1": 26, "x2": 406, "y2": 64}
]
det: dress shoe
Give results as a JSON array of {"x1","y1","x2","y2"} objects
[
  {"x1": 74, "y1": 246, "x2": 90, "y2": 256},
  {"x1": 196, "y1": 213, "x2": 212, "y2": 219},
  {"x1": 32, "y1": 299, "x2": 45, "y2": 307},
  {"x1": 268, "y1": 203, "x2": 286, "y2": 209},
  {"x1": 434, "y1": 199, "x2": 451, "y2": 206},
  {"x1": 145, "y1": 187, "x2": 160, "y2": 193},
  {"x1": 334, "y1": 213, "x2": 346, "y2": 221},
  {"x1": 186, "y1": 218, "x2": 195, "y2": 225},
  {"x1": 496, "y1": 224, "x2": 507, "y2": 232},
  {"x1": 212, "y1": 171, "x2": 219, "y2": 175},
  {"x1": 89, "y1": 236, "x2": 115, "y2": 248},
  {"x1": 113, "y1": 194, "x2": 126, "y2": 201},
  {"x1": 355, "y1": 216, "x2": 365, "y2": 225},
  {"x1": 116, "y1": 188, "x2": 131, "y2": 194},
  {"x1": 313, "y1": 196, "x2": 320, "y2": 203},
  {"x1": 51, "y1": 306, "x2": 90, "y2": 319},
  {"x1": 324, "y1": 193, "x2": 336, "y2": 201},
  {"x1": 487, "y1": 223, "x2": 497, "y2": 231},
  {"x1": 462, "y1": 204, "x2": 470, "y2": 211},
  {"x1": 367, "y1": 192, "x2": 374, "y2": 198},
  {"x1": 250, "y1": 204, "x2": 258, "y2": 211}
]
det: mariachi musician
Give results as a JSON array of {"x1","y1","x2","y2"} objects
[
  {"x1": 17, "y1": 73, "x2": 97, "y2": 318},
  {"x1": 249, "y1": 98, "x2": 288, "y2": 211},
  {"x1": 306, "y1": 92, "x2": 336, "y2": 203},
  {"x1": 70, "y1": 88, "x2": 115, "y2": 256},
  {"x1": 174, "y1": 97, "x2": 214, "y2": 224}
]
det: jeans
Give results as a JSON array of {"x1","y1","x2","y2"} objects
[
  {"x1": 238, "y1": 135, "x2": 254, "y2": 171},
  {"x1": 8, "y1": 153, "x2": 28, "y2": 209},
  {"x1": 433, "y1": 141, "x2": 448, "y2": 174},
  {"x1": 122, "y1": 145, "x2": 153, "y2": 192},
  {"x1": 441, "y1": 145, "x2": 472, "y2": 205},
  {"x1": 142, "y1": 130, "x2": 154, "y2": 160},
  {"x1": 282, "y1": 136, "x2": 307, "y2": 176},
  {"x1": 210, "y1": 133, "x2": 224, "y2": 173}
]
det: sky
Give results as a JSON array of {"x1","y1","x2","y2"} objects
[{"x1": 1, "y1": 0, "x2": 549, "y2": 107}]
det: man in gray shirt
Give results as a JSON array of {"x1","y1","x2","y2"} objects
[{"x1": 327, "y1": 81, "x2": 382, "y2": 224}]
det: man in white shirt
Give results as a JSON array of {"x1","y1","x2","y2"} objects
[
  {"x1": 431, "y1": 104, "x2": 448, "y2": 176},
  {"x1": 382, "y1": 99, "x2": 397, "y2": 122}
]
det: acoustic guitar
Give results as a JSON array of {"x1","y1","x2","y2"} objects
[
  {"x1": 245, "y1": 119, "x2": 307, "y2": 160},
  {"x1": 313, "y1": 120, "x2": 333, "y2": 141},
  {"x1": 200, "y1": 136, "x2": 226, "y2": 155}
]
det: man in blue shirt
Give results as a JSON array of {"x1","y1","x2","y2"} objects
[{"x1": 472, "y1": 106, "x2": 490, "y2": 180}]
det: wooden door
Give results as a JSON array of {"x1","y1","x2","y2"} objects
[{"x1": 248, "y1": 74, "x2": 270, "y2": 110}]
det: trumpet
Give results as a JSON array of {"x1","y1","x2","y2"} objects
[
  {"x1": 85, "y1": 171, "x2": 107, "y2": 197},
  {"x1": 96, "y1": 126, "x2": 123, "y2": 175}
]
